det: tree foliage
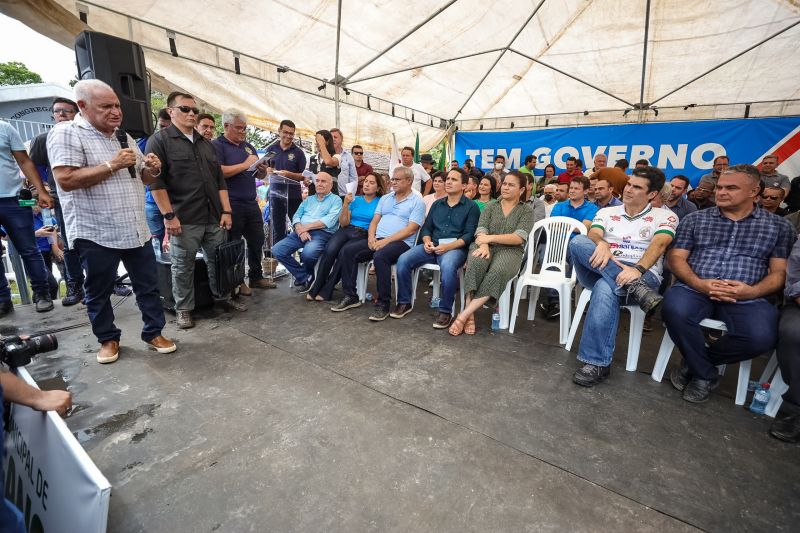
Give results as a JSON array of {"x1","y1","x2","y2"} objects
[{"x1": 0, "y1": 61, "x2": 43, "y2": 86}]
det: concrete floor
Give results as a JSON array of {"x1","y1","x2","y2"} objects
[{"x1": 2, "y1": 280, "x2": 797, "y2": 532}]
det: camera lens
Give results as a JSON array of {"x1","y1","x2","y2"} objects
[{"x1": 31, "y1": 334, "x2": 58, "y2": 354}]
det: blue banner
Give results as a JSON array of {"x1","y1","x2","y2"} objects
[{"x1": 455, "y1": 118, "x2": 800, "y2": 186}]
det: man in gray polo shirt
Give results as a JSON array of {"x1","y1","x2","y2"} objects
[{"x1": 760, "y1": 154, "x2": 791, "y2": 197}]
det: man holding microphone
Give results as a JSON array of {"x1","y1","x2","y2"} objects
[{"x1": 48, "y1": 80, "x2": 175, "y2": 364}]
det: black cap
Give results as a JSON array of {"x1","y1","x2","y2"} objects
[{"x1": 420, "y1": 153, "x2": 434, "y2": 163}]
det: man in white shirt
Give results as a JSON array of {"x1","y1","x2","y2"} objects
[
  {"x1": 567, "y1": 166, "x2": 677, "y2": 387},
  {"x1": 331, "y1": 128, "x2": 357, "y2": 196},
  {"x1": 390, "y1": 146, "x2": 430, "y2": 195}
]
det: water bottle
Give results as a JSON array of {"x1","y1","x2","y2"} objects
[
  {"x1": 151, "y1": 236, "x2": 162, "y2": 261},
  {"x1": 365, "y1": 292, "x2": 373, "y2": 303},
  {"x1": 749, "y1": 383, "x2": 771, "y2": 415},
  {"x1": 491, "y1": 309, "x2": 501, "y2": 331},
  {"x1": 430, "y1": 296, "x2": 441, "y2": 309}
]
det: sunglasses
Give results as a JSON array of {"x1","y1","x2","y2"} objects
[
  {"x1": 171, "y1": 105, "x2": 200, "y2": 114},
  {"x1": 352, "y1": 151, "x2": 363, "y2": 155},
  {"x1": 761, "y1": 195, "x2": 781, "y2": 200}
]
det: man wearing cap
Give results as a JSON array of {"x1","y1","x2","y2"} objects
[{"x1": 688, "y1": 176, "x2": 716, "y2": 210}]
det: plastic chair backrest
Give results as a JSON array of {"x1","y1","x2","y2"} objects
[{"x1": 527, "y1": 216, "x2": 587, "y2": 278}]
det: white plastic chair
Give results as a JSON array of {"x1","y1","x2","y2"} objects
[
  {"x1": 357, "y1": 261, "x2": 398, "y2": 304},
  {"x1": 410, "y1": 263, "x2": 464, "y2": 314},
  {"x1": 651, "y1": 319, "x2": 752, "y2": 405},
  {"x1": 564, "y1": 288, "x2": 647, "y2": 372},
  {"x1": 508, "y1": 217, "x2": 586, "y2": 343}
]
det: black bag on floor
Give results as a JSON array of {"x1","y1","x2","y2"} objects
[{"x1": 215, "y1": 236, "x2": 246, "y2": 295}]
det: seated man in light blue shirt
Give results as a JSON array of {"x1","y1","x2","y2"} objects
[
  {"x1": 272, "y1": 172, "x2": 342, "y2": 292},
  {"x1": 332, "y1": 166, "x2": 426, "y2": 321}
]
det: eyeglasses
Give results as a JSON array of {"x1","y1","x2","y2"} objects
[
  {"x1": 171, "y1": 105, "x2": 200, "y2": 115},
  {"x1": 228, "y1": 125, "x2": 246, "y2": 132},
  {"x1": 761, "y1": 195, "x2": 781, "y2": 200},
  {"x1": 352, "y1": 151, "x2": 363, "y2": 155},
  {"x1": 53, "y1": 108, "x2": 76, "y2": 115}
]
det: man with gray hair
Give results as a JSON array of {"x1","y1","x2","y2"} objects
[
  {"x1": 760, "y1": 154, "x2": 791, "y2": 197},
  {"x1": 146, "y1": 91, "x2": 242, "y2": 330},
  {"x1": 333, "y1": 165, "x2": 426, "y2": 321},
  {"x1": 212, "y1": 109, "x2": 276, "y2": 295},
  {"x1": 48, "y1": 79, "x2": 175, "y2": 363}
]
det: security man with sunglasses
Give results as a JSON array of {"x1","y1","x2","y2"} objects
[{"x1": 146, "y1": 91, "x2": 243, "y2": 330}]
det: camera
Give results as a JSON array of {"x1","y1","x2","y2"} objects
[{"x1": 0, "y1": 334, "x2": 58, "y2": 368}]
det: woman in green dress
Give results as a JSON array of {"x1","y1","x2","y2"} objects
[
  {"x1": 473, "y1": 175, "x2": 497, "y2": 212},
  {"x1": 450, "y1": 171, "x2": 534, "y2": 335}
]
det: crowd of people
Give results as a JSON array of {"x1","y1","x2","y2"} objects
[{"x1": 0, "y1": 79, "x2": 799, "y2": 445}]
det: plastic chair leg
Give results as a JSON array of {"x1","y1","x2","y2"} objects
[
  {"x1": 508, "y1": 280, "x2": 526, "y2": 334},
  {"x1": 652, "y1": 331, "x2": 675, "y2": 382},
  {"x1": 735, "y1": 359, "x2": 752, "y2": 406},
  {"x1": 526, "y1": 287, "x2": 536, "y2": 320},
  {"x1": 410, "y1": 268, "x2": 420, "y2": 308},
  {"x1": 558, "y1": 285, "x2": 572, "y2": 345},
  {"x1": 498, "y1": 281, "x2": 513, "y2": 330},
  {"x1": 759, "y1": 351, "x2": 779, "y2": 384},
  {"x1": 625, "y1": 307, "x2": 646, "y2": 372},
  {"x1": 565, "y1": 289, "x2": 592, "y2": 352},
  {"x1": 766, "y1": 368, "x2": 788, "y2": 417}
]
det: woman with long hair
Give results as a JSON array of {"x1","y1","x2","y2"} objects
[
  {"x1": 312, "y1": 129, "x2": 340, "y2": 194},
  {"x1": 450, "y1": 171, "x2": 534, "y2": 335},
  {"x1": 306, "y1": 172, "x2": 386, "y2": 301},
  {"x1": 543, "y1": 164, "x2": 557, "y2": 185},
  {"x1": 474, "y1": 175, "x2": 498, "y2": 212}
]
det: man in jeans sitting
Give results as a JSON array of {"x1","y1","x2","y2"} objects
[
  {"x1": 567, "y1": 166, "x2": 677, "y2": 387},
  {"x1": 392, "y1": 167, "x2": 480, "y2": 328},
  {"x1": 272, "y1": 172, "x2": 341, "y2": 292}
]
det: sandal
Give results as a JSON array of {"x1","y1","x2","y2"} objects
[
  {"x1": 305, "y1": 294, "x2": 315, "y2": 301},
  {"x1": 464, "y1": 315, "x2": 476, "y2": 335},
  {"x1": 315, "y1": 295, "x2": 324, "y2": 302},
  {"x1": 449, "y1": 316, "x2": 466, "y2": 336}
]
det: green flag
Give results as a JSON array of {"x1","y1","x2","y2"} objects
[
  {"x1": 437, "y1": 139, "x2": 447, "y2": 171},
  {"x1": 414, "y1": 131, "x2": 420, "y2": 164}
]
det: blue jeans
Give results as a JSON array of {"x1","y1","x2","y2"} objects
[
  {"x1": 54, "y1": 201, "x2": 84, "y2": 285},
  {"x1": 272, "y1": 230, "x2": 332, "y2": 284},
  {"x1": 396, "y1": 244, "x2": 467, "y2": 314},
  {"x1": 0, "y1": 197, "x2": 50, "y2": 303},
  {"x1": 145, "y1": 202, "x2": 165, "y2": 245},
  {"x1": 74, "y1": 239, "x2": 166, "y2": 343},
  {"x1": 662, "y1": 284, "x2": 778, "y2": 380},
  {"x1": 568, "y1": 235, "x2": 660, "y2": 367}
]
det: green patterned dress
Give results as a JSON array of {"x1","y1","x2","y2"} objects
[{"x1": 463, "y1": 201, "x2": 534, "y2": 300}]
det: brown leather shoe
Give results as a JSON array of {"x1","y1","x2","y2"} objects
[
  {"x1": 250, "y1": 278, "x2": 278, "y2": 289},
  {"x1": 176, "y1": 310, "x2": 195, "y2": 329},
  {"x1": 145, "y1": 335, "x2": 177, "y2": 354},
  {"x1": 389, "y1": 303, "x2": 413, "y2": 319},
  {"x1": 432, "y1": 312, "x2": 452, "y2": 329},
  {"x1": 97, "y1": 340, "x2": 119, "y2": 364},
  {"x1": 238, "y1": 283, "x2": 253, "y2": 297}
]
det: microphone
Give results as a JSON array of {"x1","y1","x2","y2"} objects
[{"x1": 115, "y1": 128, "x2": 137, "y2": 179}]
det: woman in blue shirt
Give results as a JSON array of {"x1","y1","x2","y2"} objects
[{"x1": 307, "y1": 173, "x2": 385, "y2": 301}]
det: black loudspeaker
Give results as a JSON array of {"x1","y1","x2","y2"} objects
[{"x1": 74, "y1": 31, "x2": 153, "y2": 137}]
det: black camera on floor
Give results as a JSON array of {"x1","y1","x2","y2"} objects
[{"x1": 0, "y1": 334, "x2": 58, "y2": 368}]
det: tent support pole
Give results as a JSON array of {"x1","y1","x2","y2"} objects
[
  {"x1": 348, "y1": 48, "x2": 504, "y2": 84},
  {"x1": 334, "y1": 0, "x2": 343, "y2": 127},
  {"x1": 638, "y1": 0, "x2": 652, "y2": 122},
  {"x1": 345, "y1": 0, "x2": 460, "y2": 82},
  {"x1": 651, "y1": 19, "x2": 800, "y2": 106},
  {"x1": 453, "y1": 0, "x2": 547, "y2": 120},
  {"x1": 509, "y1": 49, "x2": 634, "y2": 108}
]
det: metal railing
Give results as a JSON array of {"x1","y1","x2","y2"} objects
[{"x1": 2, "y1": 118, "x2": 53, "y2": 143}]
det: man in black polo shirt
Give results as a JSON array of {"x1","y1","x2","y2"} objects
[
  {"x1": 213, "y1": 109, "x2": 276, "y2": 294},
  {"x1": 266, "y1": 119, "x2": 307, "y2": 245},
  {"x1": 146, "y1": 92, "x2": 243, "y2": 329}
]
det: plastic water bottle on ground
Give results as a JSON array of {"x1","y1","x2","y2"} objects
[
  {"x1": 749, "y1": 383, "x2": 771, "y2": 415},
  {"x1": 430, "y1": 296, "x2": 441, "y2": 309},
  {"x1": 491, "y1": 309, "x2": 501, "y2": 331},
  {"x1": 365, "y1": 292, "x2": 373, "y2": 303}
]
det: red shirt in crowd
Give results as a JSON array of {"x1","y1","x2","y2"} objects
[{"x1": 557, "y1": 168, "x2": 583, "y2": 183}]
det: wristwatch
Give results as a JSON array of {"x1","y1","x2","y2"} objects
[
  {"x1": 221, "y1": 210, "x2": 232, "y2": 215},
  {"x1": 163, "y1": 211, "x2": 175, "y2": 220},
  {"x1": 633, "y1": 264, "x2": 647, "y2": 275}
]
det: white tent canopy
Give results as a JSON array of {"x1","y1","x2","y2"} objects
[{"x1": 3, "y1": 0, "x2": 799, "y2": 151}]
